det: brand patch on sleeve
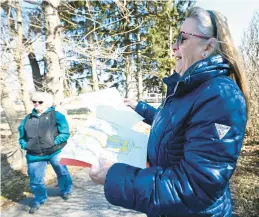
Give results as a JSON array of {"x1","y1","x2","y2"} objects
[{"x1": 215, "y1": 123, "x2": 231, "y2": 140}]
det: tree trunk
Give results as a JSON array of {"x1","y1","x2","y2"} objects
[
  {"x1": 28, "y1": 52, "x2": 44, "y2": 91},
  {"x1": 1, "y1": 85, "x2": 22, "y2": 137},
  {"x1": 136, "y1": 33, "x2": 143, "y2": 100},
  {"x1": 43, "y1": 0, "x2": 64, "y2": 106},
  {"x1": 91, "y1": 56, "x2": 99, "y2": 91},
  {"x1": 169, "y1": 26, "x2": 174, "y2": 75},
  {"x1": 15, "y1": 0, "x2": 31, "y2": 114},
  {"x1": 1, "y1": 72, "x2": 26, "y2": 170},
  {"x1": 125, "y1": 56, "x2": 130, "y2": 98},
  {"x1": 125, "y1": 56, "x2": 137, "y2": 99}
]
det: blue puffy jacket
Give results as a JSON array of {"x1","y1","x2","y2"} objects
[{"x1": 104, "y1": 55, "x2": 247, "y2": 217}]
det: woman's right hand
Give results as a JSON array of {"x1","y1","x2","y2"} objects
[{"x1": 124, "y1": 98, "x2": 138, "y2": 110}]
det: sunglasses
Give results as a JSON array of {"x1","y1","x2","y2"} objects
[
  {"x1": 32, "y1": 101, "x2": 44, "y2": 104},
  {"x1": 176, "y1": 31, "x2": 211, "y2": 46}
]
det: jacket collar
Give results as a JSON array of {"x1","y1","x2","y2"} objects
[
  {"x1": 31, "y1": 106, "x2": 55, "y2": 117},
  {"x1": 163, "y1": 55, "x2": 231, "y2": 97}
]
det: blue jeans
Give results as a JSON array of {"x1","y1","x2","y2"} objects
[{"x1": 27, "y1": 153, "x2": 73, "y2": 205}]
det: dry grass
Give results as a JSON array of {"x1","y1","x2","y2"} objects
[{"x1": 231, "y1": 144, "x2": 259, "y2": 217}]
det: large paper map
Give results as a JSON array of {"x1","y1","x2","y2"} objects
[
  {"x1": 61, "y1": 117, "x2": 148, "y2": 169},
  {"x1": 60, "y1": 88, "x2": 149, "y2": 169}
]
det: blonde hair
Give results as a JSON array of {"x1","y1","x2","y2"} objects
[{"x1": 187, "y1": 7, "x2": 249, "y2": 112}]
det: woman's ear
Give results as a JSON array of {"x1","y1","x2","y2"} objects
[{"x1": 203, "y1": 38, "x2": 217, "y2": 56}]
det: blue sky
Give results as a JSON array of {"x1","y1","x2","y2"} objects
[{"x1": 196, "y1": 0, "x2": 259, "y2": 46}]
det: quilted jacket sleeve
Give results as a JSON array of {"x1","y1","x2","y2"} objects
[
  {"x1": 135, "y1": 101, "x2": 159, "y2": 125},
  {"x1": 104, "y1": 83, "x2": 247, "y2": 216}
]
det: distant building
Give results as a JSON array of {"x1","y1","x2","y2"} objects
[{"x1": 142, "y1": 92, "x2": 163, "y2": 103}]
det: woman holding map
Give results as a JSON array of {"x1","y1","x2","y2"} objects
[{"x1": 89, "y1": 7, "x2": 248, "y2": 217}]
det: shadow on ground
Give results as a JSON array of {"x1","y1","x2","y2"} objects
[
  {"x1": 1, "y1": 168, "x2": 145, "y2": 217},
  {"x1": 1, "y1": 153, "x2": 30, "y2": 205}
]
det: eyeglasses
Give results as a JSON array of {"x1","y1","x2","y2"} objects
[
  {"x1": 176, "y1": 31, "x2": 211, "y2": 46},
  {"x1": 32, "y1": 101, "x2": 44, "y2": 104}
]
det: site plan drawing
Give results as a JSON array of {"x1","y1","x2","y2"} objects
[
  {"x1": 61, "y1": 117, "x2": 148, "y2": 168},
  {"x1": 60, "y1": 88, "x2": 149, "y2": 169}
]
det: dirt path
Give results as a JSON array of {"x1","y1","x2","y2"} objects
[{"x1": 1, "y1": 168, "x2": 146, "y2": 217}]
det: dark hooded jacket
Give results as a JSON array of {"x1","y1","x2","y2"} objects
[{"x1": 104, "y1": 55, "x2": 247, "y2": 217}]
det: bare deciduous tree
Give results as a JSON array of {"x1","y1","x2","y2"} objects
[
  {"x1": 43, "y1": 0, "x2": 65, "y2": 105},
  {"x1": 240, "y1": 10, "x2": 259, "y2": 140},
  {"x1": 15, "y1": 0, "x2": 31, "y2": 114}
]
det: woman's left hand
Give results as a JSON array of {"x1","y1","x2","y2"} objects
[{"x1": 89, "y1": 158, "x2": 114, "y2": 185}]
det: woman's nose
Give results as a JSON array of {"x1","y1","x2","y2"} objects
[{"x1": 172, "y1": 42, "x2": 179, "y2": 52}]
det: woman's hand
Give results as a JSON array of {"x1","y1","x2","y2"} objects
[
  {"x1": 89, "y1": 158, "x2": 114, "y2": 185},
  {"x1": 124, "y1": 98, "x2": 138, "y2": 110}
]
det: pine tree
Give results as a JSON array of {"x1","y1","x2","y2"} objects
[{"x1": 143, "y1": 0, "x2": 194, "y2": 96}]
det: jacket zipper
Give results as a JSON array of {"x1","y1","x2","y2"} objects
[{"x1": 161, "y1": 81, "x2": 180, "y2": 110}]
